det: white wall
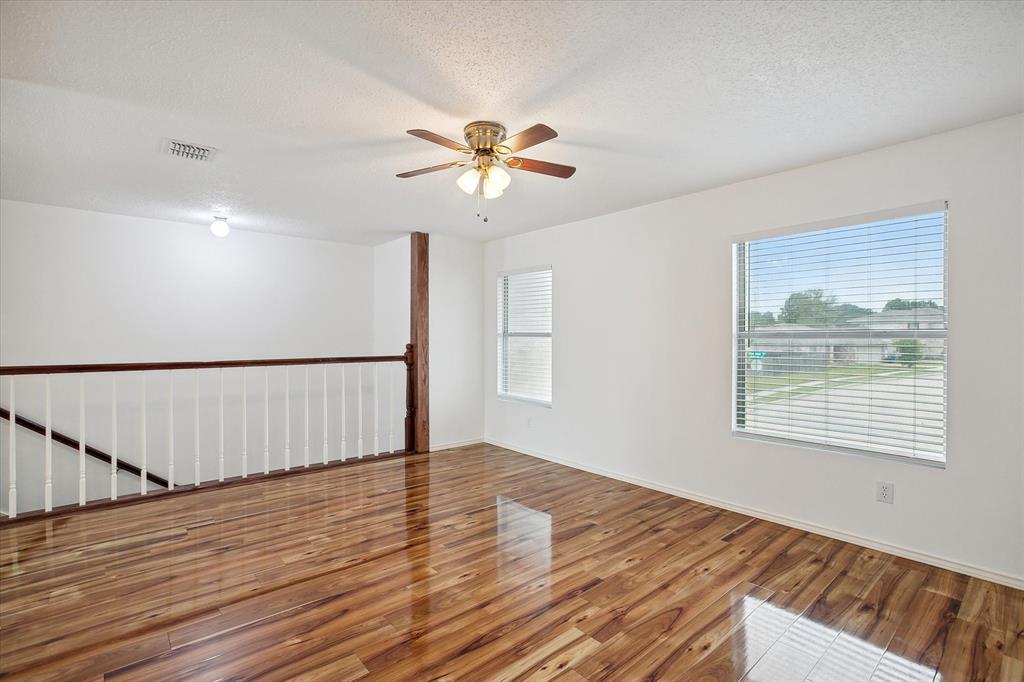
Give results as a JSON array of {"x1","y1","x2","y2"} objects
[
  {"x1": 372, "y1": 235, "x2": 410, "y2": 355},
  {"x1": 429, "y1": 234, "x2": 483, "y2": 449},
  {"x1": 483, "y1": 115, "x2": 1024, "y2": 585},
  {"x1": 0, "y1": 200, "x2": 375, "y2": 363},
  {"x1": 369, "y1": 233, "x2": 485, "y2": 450}
]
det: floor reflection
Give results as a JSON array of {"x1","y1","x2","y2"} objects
[
  {"x1": 495, "y1": 495, "x2": 551, "y2": 583},
  {"x1": 732, "y1": 596, "x2": 943, "y2": 682},
  {"x1": 404, "y1": 456, "x2": 431, "y2": 643}
]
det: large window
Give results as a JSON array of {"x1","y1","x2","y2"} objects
[
  {"x1": 498, "y1": 267, "x2": 552, "y2": 405},
  {"x1": 733, "y1": 207, "x2": 947, "y2": 464}
]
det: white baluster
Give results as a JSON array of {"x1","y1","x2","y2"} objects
[
  {"x1": 284, "y1": 368, "x2": 291, "y2": 471},
  {"x1": 110, "y1": 375, "x2": 117, "y2": 501},
  {"x1": 389, "y1": 362, "x2": 395, "y2": 454},
  {"x1": 303, "y1": 366, "x2": 309, "y2": 467},
  {"x1": 373, "y1": 364, "x2": 379, "y2": 457},
  {"x1": 357, "y1": 364, "x2": 364, "y2": 458},
  {"x1": 322, "y1": 365, "x2": 328, "y2": 464},
  {"x1": 218, "y1": 368, "x2": 224, "y2": 482},
  {"x1": 241, "y1": 368, "x2": 248, "y2": 478},
  {"x1": 193, "y1": 369, "x2": 200, "y2": 486},
  {"x1": 140, "y1": 375, "x2": 147, "y2": 496},
  {"x1": 78, "y1": 376, "x2": 86, "y2": 505},
  {"x1": 167, "y1": 372, "x2": 174, "y2": 490},
  {"x1": 7, "y1": 378, "x2": 16, "y2": 518},
  {"x1": 263, "y1": 368, "x2": 270, "y2": 474},
  {"x1": 340, "y1": 365, "x2": 347, "y2": 461}
]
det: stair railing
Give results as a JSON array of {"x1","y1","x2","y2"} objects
[{"x1": 0, "y1": 347, "x2": 416, "y2": 519}]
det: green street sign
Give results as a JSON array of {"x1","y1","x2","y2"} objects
[{"x1": 749, "y1": 351, "x2": 766, "y2": 358}]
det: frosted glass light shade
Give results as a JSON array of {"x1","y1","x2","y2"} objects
[
  {"x1": 456, "y1": 167, "x2": 480, "y2": 194},
  {"x1": 487, "y1": 165, "x2": 511, "y2": 191},
  {"x1": 482, "y1": 178, "x2": 504, "y2": 199}
]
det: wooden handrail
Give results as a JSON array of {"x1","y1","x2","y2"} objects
[
  {"x1": 0, "y1": 354, "x2": 407, "y2": 376},
  {"x1": 0, "y1": 407, "x2": 169, "y2": 488}
]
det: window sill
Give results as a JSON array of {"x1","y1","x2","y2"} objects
[
  {"x1": 732, "y1": 430, "x2": 946, "y2": 469},
  {"x1": 498, "y1": 394, "x2": 552, "y2": 408}
]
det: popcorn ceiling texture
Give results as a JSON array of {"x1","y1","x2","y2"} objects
[{"x1": 1, "y1": 0, "x2": 1021, "y2": 244}]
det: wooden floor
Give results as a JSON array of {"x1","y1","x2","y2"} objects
[{"x1": 1, "y1": 444, "x2": 1020, "y2": 681}]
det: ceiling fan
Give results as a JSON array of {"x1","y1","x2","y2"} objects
[{"x1": 396, "y1": 122, "x2": 576, "y2": 204}]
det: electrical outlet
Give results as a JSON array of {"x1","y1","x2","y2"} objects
[{"x1": 876, "y1": 481, "x2": 894, "y2": 504}]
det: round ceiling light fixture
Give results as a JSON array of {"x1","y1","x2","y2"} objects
[{"x1": 210, "y1": 216, "x2": 230, "y2": 238}]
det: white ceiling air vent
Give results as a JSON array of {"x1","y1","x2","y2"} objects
[{"x1": 164, "y1": 139, "x2": 216, "y2": 161}]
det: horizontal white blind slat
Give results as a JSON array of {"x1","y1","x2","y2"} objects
[{"x1": 734, "y1": 210, "x2": 947, "y2": 462}]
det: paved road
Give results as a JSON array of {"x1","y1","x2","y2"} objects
[{"x1": 752, "y1": 368, "x2": 918, "y2": 400}]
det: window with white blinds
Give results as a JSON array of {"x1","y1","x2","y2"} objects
[
  {"x1": 498, "y1": 267, "x2": 552, "y2": 405},
  {"x1": 733, "y1": 208, "x2": 947, "y2": 464}
]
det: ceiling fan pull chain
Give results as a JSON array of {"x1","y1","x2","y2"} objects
[{"x1": 476, "y1": 175, "x2": 487, "y2": 222}]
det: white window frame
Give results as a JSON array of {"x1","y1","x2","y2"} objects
[
  {"x1": 497, "y1": 265, "x2": 553, "y2": 407},
  {"x1": 731, "y1": 201, "x2": 949, "y2": 468}
]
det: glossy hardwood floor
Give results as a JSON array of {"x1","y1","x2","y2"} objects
[{"x1": 1, "y1": 444, "x2": 1020, "y2": 681}]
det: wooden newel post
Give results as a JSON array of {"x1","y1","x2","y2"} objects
[
  {"x1": 404, "y1": 343, "x2": 415, "y2": 453},
  {"x1": 410, "y1": 232, "x2": 429, "y2": 453}
]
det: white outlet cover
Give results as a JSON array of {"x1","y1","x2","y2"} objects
[{"x1": 876, "y1": 481, "x2": 895, "y2": 504}]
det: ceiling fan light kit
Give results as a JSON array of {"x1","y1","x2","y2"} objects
[{"x1": 397, "y1": 121, "x2": 576, "y2": 221}]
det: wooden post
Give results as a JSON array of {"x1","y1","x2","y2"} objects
[
  {"x1": 404, "y1": 344, "x2": 414, "y2": 452},
  {"x1": 410, "y1": 232, "x2": 429, "y2": 453}
]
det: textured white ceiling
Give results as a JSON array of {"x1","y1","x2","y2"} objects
[{"x1": 1, "y1": 1, "x2": 1022, "y2": 244}]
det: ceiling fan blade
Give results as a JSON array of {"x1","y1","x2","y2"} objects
[
  {"x1": 506, "y1": 157, "x2": 576, "y2": 178},
  {"x1": 407, "y1": 129, "x2": 471, "y2": 152},
  {"x1": 396, "y1": 161, "x2": 466, "y2": 178},
  {"x1": 501, "y1": 124, "x2": 558, "y2": 153}
]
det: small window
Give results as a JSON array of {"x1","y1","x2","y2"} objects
[
  {"x1": 733, "y1": 209, "x2": 947, "y2": 464},
  {"x1": 498, "y1": 267, "x2": 552, "y2": 405}
]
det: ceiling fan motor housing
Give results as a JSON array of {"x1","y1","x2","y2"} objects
[{"x1": 464, "y1": 121, "x2": 507, "y2": 152}]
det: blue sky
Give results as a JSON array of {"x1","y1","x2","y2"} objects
[{"x1": 746, "y1": 212, "x2": 945, "y2": 315}]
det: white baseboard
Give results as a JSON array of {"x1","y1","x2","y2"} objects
[
  {"x1": 484, "y1": 439, "x2": 1024, "y2": 590},
  {"x1": 431, "y1": 438, "x2": 483, "y2": 453}
]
